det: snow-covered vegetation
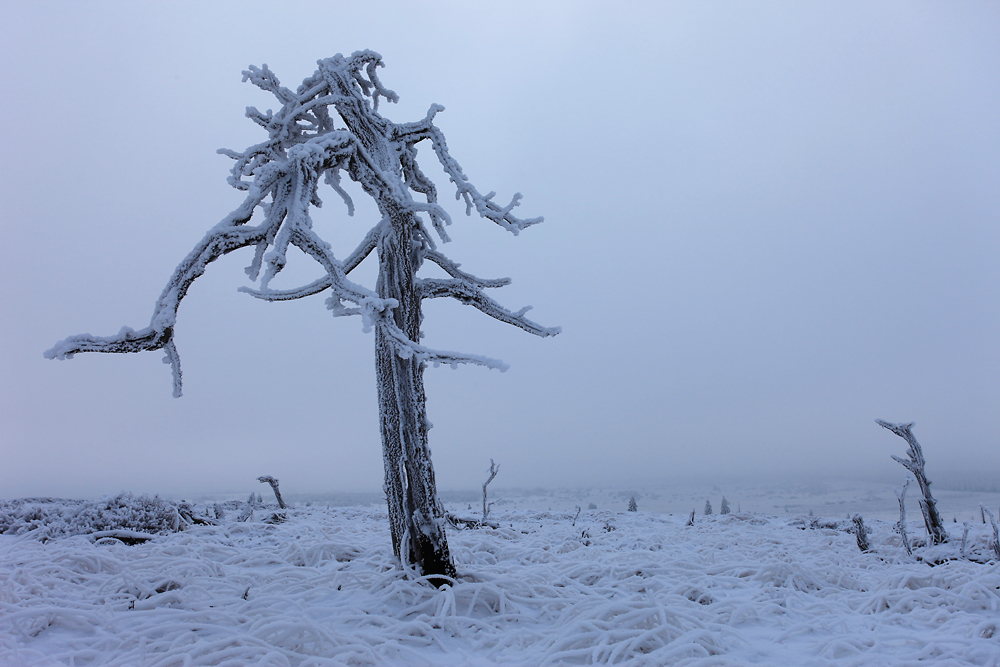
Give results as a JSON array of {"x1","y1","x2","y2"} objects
[{"x1": 3, "y1": 491, "x2": 999, "y2": 666}]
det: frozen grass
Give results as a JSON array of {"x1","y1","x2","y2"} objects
[{"x1": 2, "y1": 503, "x2": 999, "y2": 666}]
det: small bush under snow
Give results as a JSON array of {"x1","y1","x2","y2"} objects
[{"x1": 0, "y1": 493, "x2": 205, "y2": 540}]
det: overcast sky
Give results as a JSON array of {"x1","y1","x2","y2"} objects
[{"x1": 1, "y1": 2, "x2": 997, "y2": 499}]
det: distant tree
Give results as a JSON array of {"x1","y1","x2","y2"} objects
[
  {"x1": 704, "y1": 500, "x2": 712, "y2": 515},
  {"x1": 627, "y1": 496, "x2": 637, "y2": 512},
  {"x1": 258, "y1": 476, "x2": 287, "y2": 509},
  {"x1": 876, "y1": 420, "x2": 947, "y2": 545},
  {"x1": 686, "y1": 509, "x2": 696, "y2": 526},
  {"x1": 45, "y1": 51, "x2": 558, "y2": 583},
  {"x1": 720, "y1": 497, "x2": 730, "y2": 515}
]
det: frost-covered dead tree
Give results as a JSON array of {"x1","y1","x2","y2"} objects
[
  {"x1": 44, "y1": 51, "x2": 557, "y2": 583},
  {"x1": 876, "y1": 420, "x2": 948, "y2": 545},
  {"x1": 258, "y1": 476, "x2": 287, "y2": 509},
  {"x1": 481, "y1": 459, "x2": 499, "y2": 524}
]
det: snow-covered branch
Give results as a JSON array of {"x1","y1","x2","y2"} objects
[
  {"x1": 46, "y1": 49, "x2": 556, "y2": 400},
  {"x1": 420, "y1": 278, "x2": 559, "y2": 338},
  {"x1": 45, "y1": 129, "x2": 391, "y2": 396},
  {"x1": 423, "y1": 250, "x2": 510, "y2": 289},
  {"x1": 374, "y1": 314, "x2": 508, "y2": 372}
]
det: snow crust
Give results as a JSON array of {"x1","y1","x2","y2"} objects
[{"x1": 2, "y1": 500, "x2": 999, "y2": 666}]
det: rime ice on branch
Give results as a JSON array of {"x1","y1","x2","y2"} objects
[{"x1": 45, "y1": 51, "x2": 558, "y2": 583}]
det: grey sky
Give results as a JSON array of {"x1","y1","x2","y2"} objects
[{"x1": 2, "y1": 2, "x2": 997, "y2": 499}]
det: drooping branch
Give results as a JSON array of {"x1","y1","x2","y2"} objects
[{"x1": 45, "y1": 130, "x2": 393, "y2": 396}]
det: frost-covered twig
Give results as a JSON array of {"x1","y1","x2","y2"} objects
[
  {"x1": 877, "y1": 420, "x2": 948, "y2": 545},
  {"x1": 482, "y1": 459, "x2": 499, "y2": 524},
  {"x1": 894, "y1": 479, "x2": 912, "y2": 556}
]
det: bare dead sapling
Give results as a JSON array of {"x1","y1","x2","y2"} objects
[
  {"x1": 482, "y1": 459, "x2": 499, "y2": 524},
  {"x1": 982, "y1": 504, "x2": 1000, "y2": 560},
  {"x1": 876, "y1": 420, "x2": 948, "y2": 545},
  {"x1": 687, "y1": 509, "x2": 695, "y2": 526},
  {"x1": 895, "y1": 479, "x2": 913, "y2": 556},
  {"x1": 236, "y1": 493, "x2": 256, "y2": 522},
  {"x1": 852, "y1": 514, "x2": 872, "y2": 553},
  {"x1": 258, "y1": 476, "x2": 287, "y2": 509},
  {"x1": 45, "y1": 52, "x2": 557, "y2": 583}
]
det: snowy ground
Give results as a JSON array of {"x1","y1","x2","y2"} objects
[{"x1": 2, "y1": 491, "x2": 1000, "y2": 666}]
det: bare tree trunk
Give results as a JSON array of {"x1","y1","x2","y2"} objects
[
  {"x1": 326, "y1": 64, "x2": 456, "y2": 584},
  {"x1": 375, "y1": 204, "x2": 455, "y2": 584}
]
